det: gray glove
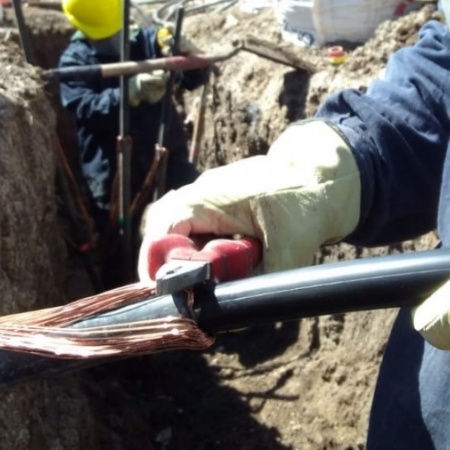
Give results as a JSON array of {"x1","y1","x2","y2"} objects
[{"x1": 128, "y1": 70, "x2": 167, "y2": 106}]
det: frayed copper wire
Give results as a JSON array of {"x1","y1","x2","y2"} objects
[{"x1": 0, "y1": 283, "x2": 215, "y2": 359}]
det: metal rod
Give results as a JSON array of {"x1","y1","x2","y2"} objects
[
  {"x1": 118, "y1": 0, "x2": 134, "y2": 283},
  {"x1": 188, "y1": 73, "x2": 209, "y2": 165},
  {"x1": 11, "y1": 0, "x2": 36, "y2": 65},
  {"x1": 153, "y1": 6, "x2": 185, "y2": 201}
]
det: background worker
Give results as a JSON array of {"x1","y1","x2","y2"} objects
[
  {"x1": 59, "y1": 0, "x2": 208, "y2": 288},
  {"x1": 138, "y1": 2, "x2": 450, "y2": 447}
]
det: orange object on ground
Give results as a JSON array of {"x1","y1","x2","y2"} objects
[{"x1": 328, "y1": 46, "x2": 347, "y2": 65}]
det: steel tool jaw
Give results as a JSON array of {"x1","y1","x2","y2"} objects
[{"x1": 155, "y1": 260, "x2": 211, "y2": 295}]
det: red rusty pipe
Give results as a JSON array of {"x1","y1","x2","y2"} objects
[{"x1": 42, "y1": 50, "x2": 240, "y2": 83}]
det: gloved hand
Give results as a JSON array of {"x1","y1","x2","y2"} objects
[
  {"x1": 128, "y1": 70, "x2": 167, "y2": 106},
  {"x1": 413, "y1": 279, "x2": 450, "y2": 349},
  {"x1": 137, "y1": 120, "x2": 361, "y2": 283},
  {"x1": 156, "y1": 25, "x2": 203, "y2": 56}
]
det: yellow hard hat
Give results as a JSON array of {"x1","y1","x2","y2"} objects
[{"x1": 62, "y1": 0, "x2": 123, "y2": 40}]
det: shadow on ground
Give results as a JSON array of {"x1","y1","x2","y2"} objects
[{"x1": 84, "y1": 348, "x2": 296, "y2": 450}]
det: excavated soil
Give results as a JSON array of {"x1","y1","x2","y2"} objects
[{"x1": 0, "y1": 3, "x2": 443, "y2": 449}]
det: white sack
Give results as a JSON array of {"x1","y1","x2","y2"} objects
[{"x1": 275, "y1": 0, "x2": 420, "y2": 47}]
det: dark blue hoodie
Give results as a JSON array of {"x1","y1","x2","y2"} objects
[
  {"x1": 316, "y1": 20, "x2": 450, "y2": 247},
  {"x1": 58, "y1": 25, "x2": 206, "y2": 219}
]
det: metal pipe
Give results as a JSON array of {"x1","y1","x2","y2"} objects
[
  {"x1": 41, "y1": 51, "x2": 240, "y2": 83},
  {"x1": 153, "y1": 6, "x2": 184, "y2": 200},
  {"x1": 118, "y1": 0, "x2": 134, "y2": 282}
]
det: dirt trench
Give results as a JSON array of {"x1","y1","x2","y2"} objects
[{"x1": 0, "y1": 3, "x2": 443, "y2": 450}]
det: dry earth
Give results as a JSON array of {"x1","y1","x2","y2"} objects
[{"x1": 0, "y1": 2, "x2": 443, "y2": 449}]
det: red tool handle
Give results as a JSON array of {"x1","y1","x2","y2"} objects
[{"x1": 148, "y1": 234, "x2": 262, "y2": 282}]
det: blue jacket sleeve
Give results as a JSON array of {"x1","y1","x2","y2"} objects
[
  {"x1": 315, "y1": 21, "x2": 450, "y2": 247},
  {"x1": 59, "y1": 40, "x2": 120, "y2": 131}
]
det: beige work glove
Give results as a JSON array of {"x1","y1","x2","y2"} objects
[
  {"x1": 138, "y1": 120, "x2": 361, "y2": 283},
  {"x1": 412, "y1": 279, "x2": 450, "y2": 349},
  {"x1": 128, "y1": 70, "x2": 167, "y2": 106},
  {"x1": 157, "y1": 25, "x2": 203, "y2": 56}
]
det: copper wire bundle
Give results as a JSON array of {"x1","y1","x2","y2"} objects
[{"x1": 0, "y1": 283, "x2": 215, "y2": 359}]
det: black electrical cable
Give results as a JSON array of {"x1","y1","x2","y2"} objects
[
  {"x1": 2, "y1": 248, "x2": 450, "y2": 389},
  {"x1": 70, "y1": 248, "x2": 450, "y2": 333}
]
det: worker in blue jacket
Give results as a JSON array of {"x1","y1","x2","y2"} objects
[
  {"x1": 59, "y1": 0, "x2": 208, "y2": 288},
  {"x1": 138, "y1": 2, "x2": 450, "y2": 447},
  {"x1": 59, "y1": 0, "x2": 208, "y2": 287}
]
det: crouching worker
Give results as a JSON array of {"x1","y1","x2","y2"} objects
[
  {"x1": 58, "y1": 0, "x2": 209, "y2": 288},
  {"x1": 138, "y1": 4, "x2": 450, "y2": 448}
]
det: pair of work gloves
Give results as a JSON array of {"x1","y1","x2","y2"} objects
[
  {"x1": 129, "y1": 27, "x2": 202, "y2": 106},
  {"x1": 137, "y1": 119, "x2": 450, "y2": 351}
]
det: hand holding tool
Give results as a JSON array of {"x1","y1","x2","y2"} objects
[
  {"x1": 139, "y1": 121, "x2": 360, "y2": 274},
  {"x1": 148, "y1": 234, "x2": 262, "y2": 295}
]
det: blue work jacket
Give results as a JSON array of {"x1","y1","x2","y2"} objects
[
  {"x1": 316, "y1": 21, "x2": 450, "y2": 449},
  {"x1": 58, "y1": 26, "x2": 206, "y2": 214},
  {"x1": 316, "y1": 20, "x2": 450, "y2": 248}
]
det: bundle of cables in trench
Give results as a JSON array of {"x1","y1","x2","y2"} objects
[{"x1": 0, "y1": 283, "x2": 214, "y2": 359}]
